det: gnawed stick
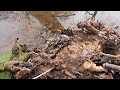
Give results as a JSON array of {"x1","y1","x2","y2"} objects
[
  {"x1": 82, "y1": 60, "x2": 106, "y2": 72},
  {"x1": 64, "y1": 70, "x2": 76, "y2": 79},
  {"x1": 103, "y1": 63, "x2": 120, "y2": 72},
  {"x1": 84, "y1": 23, "x2": 99, "y2": 34},
  {"x1": 100, "y1": 52, "x2": 120, "y2": 59},
  {"x1": 32, "y1": 67, "x2": 55, "y2": 79}
]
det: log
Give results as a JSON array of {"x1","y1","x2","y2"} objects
[
  {"x1": 103, "y1": 63, "x2": 120, "y2": 72},
  {"x1": 82, "y1": 60, "x2": 106, "y2": 72}
]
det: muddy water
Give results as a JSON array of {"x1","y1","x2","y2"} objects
[{"x1": 0, "y1": 11, "x2": 120, "y2": 55}]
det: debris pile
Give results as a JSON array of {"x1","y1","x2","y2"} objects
[{"x1": 5, "y1": 17, "x2": 120, "y2": 79}]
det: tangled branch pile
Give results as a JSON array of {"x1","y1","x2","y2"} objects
[{"x1": 5, "y1": 17, "x2": 120, "y2": 79}]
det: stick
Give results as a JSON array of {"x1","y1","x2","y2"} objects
[
  {"x1": 86, "y1": 11, "x2": 93, "y2": 15},
  {"x1": 100, "y1": 35, "x2": 117, "y2": 45},
  {"x1": 91, "y1": 11, "x2": 97, "y2": 21},
  {"x1": 84, "y1": 23, "x2": 99, "y2": 34},
  {"x1": 64, "y1": 70, "x2": 76, "y2": 79},
  {"x1": 100, "y1": 52, "x2": 120, "y2": 59},
  {"x1": 32, "y1": 67, "x2": 55, "y2": 79},
  {"x1": 103, "y1": 63, "x2": 120, "y2": 72}
]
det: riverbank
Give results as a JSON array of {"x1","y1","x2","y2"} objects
[
  {"x1": 1, "y1": 11, "x2": 120, "y2": 79},
  {"x1": 4, "y1": 15, "x2": 120, "y2": 79}
]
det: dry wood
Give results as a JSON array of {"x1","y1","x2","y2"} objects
[
  {"x1": 103, "y1": 63, "x2": 120, "y2": 72},
  {"x1": 64, "y1": 70, "x2": 76, "y2": 79},
  {"x1": 32, "y1": 67, "x2": 55, "y2": 79},
  {"x1": 84, "y1": 23, "x2": 99, "y2": 34},
  {"x1": 82, "y1": 60, "x2": 106, "y2": 72},
  {"x1": 100, "y1": 52, "x2": 120, "y2": 59}
]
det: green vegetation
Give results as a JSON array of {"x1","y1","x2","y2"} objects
[
  {"x1": 0, "y1": 53, "x2": 12, "y2": 71},
  {"x1": 0, "y1": 54, "x2": 12, "y2": 79},
  {"x1": 19, "y1": 51, "x2": 26, "y2": 61},
  {"x1": 0, "y1": 52, "x2": 26, "y2": 79},
  {"x1": 0, "y1": 71, "x2": 12, "y2": 79},
  {"x1": 0, "y1": 52, "x2": 26, "y2": 71},
  {"x1": 0, "y1": 53, "x2": 12, "y2": 63}
]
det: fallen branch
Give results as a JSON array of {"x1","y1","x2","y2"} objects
[
  {"x1": 103, "y1": 63, "x2": 120, "y2": 72},
  {"x1": 64, "y1": 70, "x2": 76, "y2": 79},
  {"x1": 32, "y1": 67, "x2": 55, "y2": 79},
  {"x1": 82, "y1": 60, "x2": 106, "y2": 72},
  {"x1": 100, "y1": 52, "x2": 120, "y2": 59},
  {"x1": 100, "y1": 35, "x2": 117, "y2": 45},
  {"x1": 84, "y1": 23, "x2": 99, "y2": 34}
]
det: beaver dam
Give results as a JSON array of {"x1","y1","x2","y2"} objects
[{"x1": 1, "y1": 11, "x2": 120, "y2": 79}]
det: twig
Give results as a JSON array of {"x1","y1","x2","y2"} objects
[
  {"x1": 91, "y1": 11, "x2": 97, "y2": 21},
  {"x1": 32, "y1": 67, "x2": 55, "y2": 79},
  {"x1": 86, "y1": 11, "x2": 93, "y2": 15}
]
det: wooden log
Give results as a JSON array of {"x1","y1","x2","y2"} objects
[
  {"x1": 103, "y1": 63, "x2": 120, "y2": 72},
  {"x1": 82, "y1": 60, "x2": 106, "y2": 72}
]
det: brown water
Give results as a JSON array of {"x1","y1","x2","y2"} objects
[{"x1": 0, "y1": 11, "x2": 120, "y2": 55}]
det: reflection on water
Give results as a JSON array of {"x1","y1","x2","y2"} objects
[{"x1": 0, "y1": 11, "x2": 120, "y2": 55}]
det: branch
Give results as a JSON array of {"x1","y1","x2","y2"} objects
[
  {"x1": 103, "y1": 63, "x2": 120, "y2": 72},
  {"x1": 91, "y1": 11, "x2": 97, "y2": 21},
  {"x1": 100, "y1": 52, "x2": 120, "y2": 59},
  {"x1": 64, "y1": 70, "x2": 76, "y2": 79},
  {"x1": 86, "y1": 11, "x2": 93, "y2": 15},
  {"x1": 84, "y1": 23, "x2": 99, "y2": 34}
]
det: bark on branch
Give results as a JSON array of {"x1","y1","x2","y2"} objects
[{"x1": 103, "y1": 63, "x2": 120, "y2": 72}]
